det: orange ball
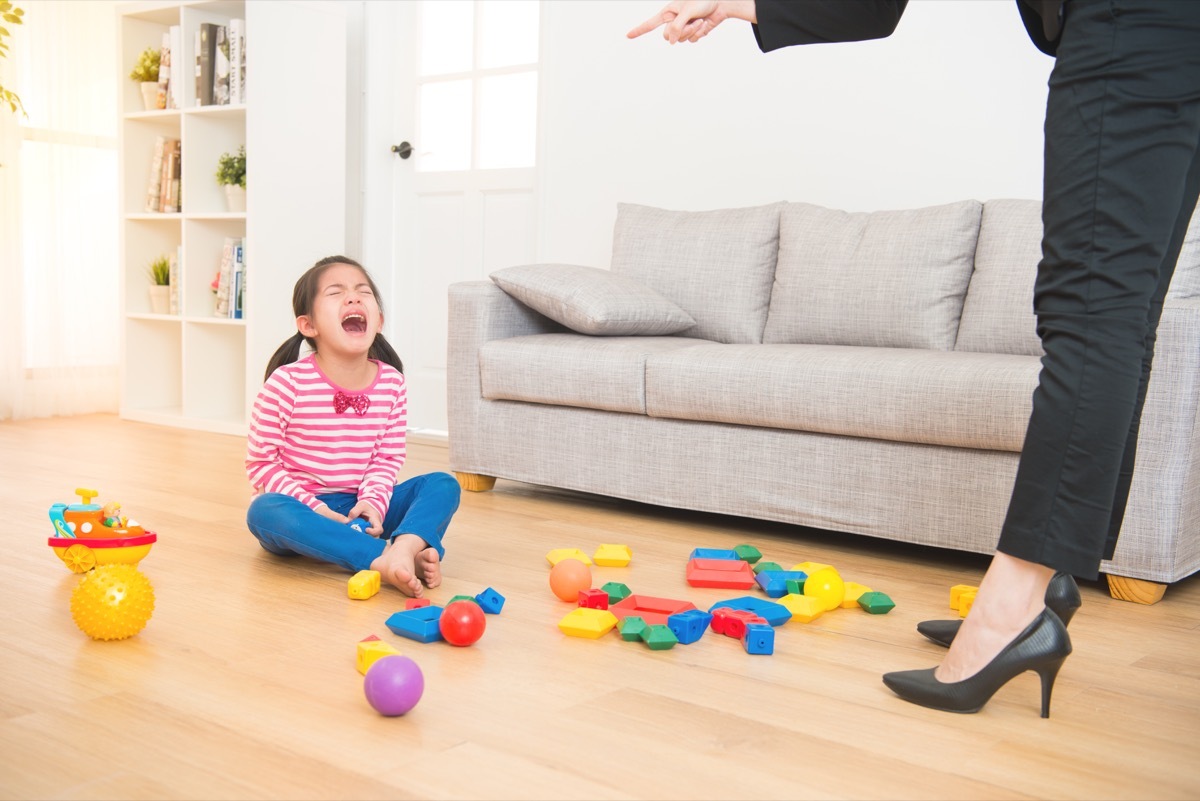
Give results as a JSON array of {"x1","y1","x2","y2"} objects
[{"x1": 549, "y1": 558, "x2": 592, "y2": 602}]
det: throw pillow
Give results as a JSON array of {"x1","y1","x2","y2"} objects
[{"x1": 490, "y1": 263, "x2": 696, "y2": 336}]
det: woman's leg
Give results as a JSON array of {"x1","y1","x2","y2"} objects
[{"x1": 246, "y1": 492, "x2": 387, "y2": 572}]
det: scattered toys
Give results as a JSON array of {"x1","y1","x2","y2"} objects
[
  {"x1": 70, "y1": 563, "x2": 155, "y2": 641},
  {"x1": 549, "y1": 558, "x2": 592, "y2": 602},
  {"x1": 601, "y1": 581, "x2": 632, "y2": 604},
  {"x1": 546, "y1": 548, "x2": 592, "y2": 567},
  {"x1": 348, "y1": 570, "x2": 381, "y2": 600},
  {"x1": 47, "y1": 488, "x2": 157, "y2": 573},
  {"x1": 474, "y1": 587, "x2": 506, "y2": 614},
  {"x1": 686, "y1": 557, "x2": 757, "y2": 589},
  {"x1": 593, "y1": 544, "x2": 633, "y2": 567},
  {"x1": 610, "y1": 594, "x2": 697, "y2": 626},
  {"x1": 386, "y1": 605, "x2": 444, "y2": 643},
  {"x1": 363, "y1": 655, "x2": 424, "y2": 716},
  {"x1": 666, "y1": 609, "x2": 712, "y2": 644},
  {"x1": 439, "y1": 600, "x2": 487, "y2": 646},
  {"x1": 356, "y1": 635, "x2": 402, "y2": 675},
  {"x1": 558, "y1": 607, "x2": 618, "y2": 638},
  {"x1": 803, "y1": 567, "x2": 846, "y2": 612},
  {"x1": 578, "y1": 588, "x2": 609, "y2": 610},
  {"x1": 857, "y1": 591, "x2": 895, "y2": 615},
  {"x1": 742, "y1": 622, "x2": 774, "y2": 655}
]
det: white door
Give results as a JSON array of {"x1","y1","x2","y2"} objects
[{"x1": 385, "y1": 0, "x2": 541, "y2": 436}]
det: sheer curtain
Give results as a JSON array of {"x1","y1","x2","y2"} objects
[{"x1": 0, "y1": 1, "x2": 119, "y2": 420}]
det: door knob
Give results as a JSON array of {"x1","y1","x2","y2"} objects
[{"x1": 391, "y1": 141, "x2": 413, "y2": 159}]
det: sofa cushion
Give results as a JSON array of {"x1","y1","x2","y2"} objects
[
  {"x1": 955, "y1": 199, "x2": 1044, "y2": 357},
  {"x1": 763, "y1": 200, "x2": 982, "y2": 350},
  {"x1": 489, "y1": 264, "x2": 696, "y2": 336},
  {"x1": 480, "y1": 334, "x2": 711, "y2": 415},
  {"x1": 645, "y1": 344, "x2": 1041, "y2": 452},
  {"x1": 610, "y1": 202, "x2": 783, "y2": 344},
  {"x1": 1168, "y1": 201, "x2": 1200, "y2": 300}
]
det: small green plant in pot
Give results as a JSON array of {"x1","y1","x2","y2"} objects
[
  {"x1": 130, "y1": 46, "x2": 161, "y2": 110},
  {"x1": 146, "y1": 254, "x2": 171, "y2": 314},
  {"x1": 216, "y1": 146, "x2": 247, "y2": 212}
]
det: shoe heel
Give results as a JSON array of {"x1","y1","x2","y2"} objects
[
  {"x1": 1037, "y1": 658, "x2": 1066, "y2": 719},
  {"x1": 1056, "y1": 604, "x2": 1079, "y2": 628}
]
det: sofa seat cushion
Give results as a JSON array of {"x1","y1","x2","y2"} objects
[
  {"x1": 763, "y1": 200, "x2": 982, "y2": 350},
  {"x1": 645, "y1": 344, "x2": 1042, "y2": 452},
  {"x1": 480, "y1": 334, "x2": 711, "y2": 414}
]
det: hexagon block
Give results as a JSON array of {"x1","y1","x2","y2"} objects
[
  {"x1": 546, "y1": 548, "x2": 592, "y2": 566},
  {"x1": 641, "y1": 624, "x2": 679, "y2": 650},
  {"x1": 602, "y1": 581, "x2": 632, "y2": 604},
  {"x1": 858, "y1": 591, "x2": 896, "y2": 614},
  {"x1": 619, "y1": 615, "x2": 649, "y2": 641},
  {"x1": 558, "y1": 607, "x2": 618, "y2": 638},
  {"x1": 593, "y1": 543, "x2": 632, "y2": 567},
  {"x1": 778, "y1": 593, "x2": 825, "y2": 623}
]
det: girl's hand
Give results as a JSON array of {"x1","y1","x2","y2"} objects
[
  {"x1": 314, "y1": 504, "x2": 350, "y2": 524},
  {"x1": 347, "y1": 501, "x2": 383, "y2": 536}
]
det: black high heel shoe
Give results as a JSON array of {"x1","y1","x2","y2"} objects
[
  {"x1": 916, "y1": 571, "x2": 1080, "y2": 648},
  {"x1": 883, "y1": 608, "x2": 1071, "y2": 717}
]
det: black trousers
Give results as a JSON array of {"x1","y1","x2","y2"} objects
[{"x1": 997, "y1": 0, "x2": 1200, "y2": 578}]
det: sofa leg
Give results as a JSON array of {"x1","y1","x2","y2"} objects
[
  {"x1": 455, "y1": 472, "x2": 496, "y2": 492},
  {"x1": 1106, "y1": 575, "x2": 1167, "y2": 605}
]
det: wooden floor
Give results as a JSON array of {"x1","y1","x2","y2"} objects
[{"x1": 2, "y1": 415, "x2": 1199, "y2": 800}]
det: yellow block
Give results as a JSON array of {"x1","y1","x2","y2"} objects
[
  {"x1": 546, "y1": 548, "x2": 593, "y2": 567},
  {"x1": 593, "y1": 543, "x2": 632, "y2": 567},
  {"x1": 959, "y1": 590, "x2": 978, "y2": 618},
  {"x1": 557, "y1": 607, "x2": 618, "y2": 638},
  {"x1": 791, "y1": 561, "x2": 833, "y2": 575},
  {"x1": 356, "y1": 639, "x2": 402, "y2": 674},
  {"x1": 348, "y1": 569, "x2": 381, "y2": 600},
  {"x1": 778, "y1": 593, "x2": 825, "y2": 623},
  {"x1": 950, "y1": 584, "x2": 979, "y2": 611},
  {"x1": 840, "y1": 582, "x2": 872, "y2": 608}
]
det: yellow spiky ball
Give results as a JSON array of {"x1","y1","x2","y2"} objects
[{"x1": 70, "y1": 564, "x2": 155, "y2": 641}]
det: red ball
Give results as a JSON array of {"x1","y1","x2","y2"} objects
[{"x1": 439, "y1": 600, "x2": 486, "y2": 646}]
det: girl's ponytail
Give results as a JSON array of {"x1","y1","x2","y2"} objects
[
  {"x1": 370, "y1": 334, "x2": 404, "y2": 375},
  {"x1": 264, "y1": 331, "x2": 306, "y2": 382}
]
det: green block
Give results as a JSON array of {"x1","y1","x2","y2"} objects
[
  {"x1": 447, "y1": 594, "x2": 479, "y2": 606},
  {"x1": 641, "y1": 624, "x2": 678, "y2": 650},
  {"x1": 619, "y1": 615, "x2": 648, "y2": 641},
  {"x1": 753, "y1": 561, "x2": 783, "y2": 575},
  {"x1": 602, "y1": 581, "x2": 632, "y2": 604},
  {"x1": 785, "y1": 577, "x2": 806, "y2": 594},
  {"x1": 858, "y1": 591, "x2": 895, "y2": 614},
  {"x1": 734, "y1": 543, "x2": 763, "y2": 563}
]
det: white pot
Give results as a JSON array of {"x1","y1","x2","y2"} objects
[
  {"x1": 148, "y1": 285, "x2": 170, "y2": 315},
  {"x1": 224, "y1": 184, "x2": 246, "y2": 213},
  {"x1": 140, "y1": 82, "x2": 160, "y2": 111}
]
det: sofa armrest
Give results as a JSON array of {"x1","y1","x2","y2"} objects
[{"x1": 447, "y1": 280, "x2": 563, "y2": 471}]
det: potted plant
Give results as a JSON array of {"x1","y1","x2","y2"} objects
[
  {"x1": 146, "y1": 254, "x2": 171, "y2": 314},
  {"x1": 216, "y1": 146, "x2": 246, "y2": 212},
  {"x1": 130, "y1": 46, "x2": 161, "y2": 111}
]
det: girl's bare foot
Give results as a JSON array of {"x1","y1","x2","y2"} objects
[
  {"x1": 369, "y1": 534, "x2": 427, "y2": 598},
  {"x1": 414, "y1": 547, "x2": 442, "y2": 588}
]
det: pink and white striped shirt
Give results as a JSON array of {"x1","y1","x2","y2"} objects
[{"x1": 246, "y1": 354, "x2": 407, "y2": 519}]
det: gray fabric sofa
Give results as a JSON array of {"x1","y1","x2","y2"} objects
[{"x1": 448, "y1": 199, "x2": 1200, "y2": 602}]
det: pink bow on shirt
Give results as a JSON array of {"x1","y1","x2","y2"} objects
[{"x1": 333, "y1": 391, "x2": 370, "y2": 416}]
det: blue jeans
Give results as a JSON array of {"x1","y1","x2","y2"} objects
[{"x1": 246, "y1": 472, "x2": 460, "y2": 572}]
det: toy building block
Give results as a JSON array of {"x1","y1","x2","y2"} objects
[
  {"x1": 792, "y1": 561, "x2": 833, "y2": 575},
  {"x1": 593, "y1": 543, "x2": 633, "y2": 567},
  {"x1": 619, "y1": 616, "x2": 649, "y2": 641},
  {"x1": 755, "y1": 570, "x2": 809, "y2": 598},
  {"x1": 578, "y1": 588, "x2": 610, "y2": 610},
  {"x1": 785, "y1": 577, "x2": 806, "y2": 595},
  {"x1": 858, "y1": 591, "x2": 896, "y2": 615},
  {"x1": 666, "y1": 609, "x2": 713, "y2": 644},
  {"x1": 641, "y1": 624, "x2": 679, "y2": 651},
  {"x1": 742, "y1": 622, "x2": 775, "y2": 655},
  {"x1": 611, "y1": 594, "x2": 698, "y2": 626},
  {"x1": 348, "y1": 569, "x2": 381, "y2": 600},
  {"x1": 356, "y1": 635, "x2": 402, "y2": 674},
  {"x1": 733, "y1": 543, "x2": 763, "y2": 563},
  {"x1": 386, "y1": 606, "x2": 444, "y2": 643},
  {"x1": 558, "y1": 607, "x2": 618, "y2": 639},
  {"x1": 475, "y1": 587, "x2": 506, "y2": 614},
  {"x1": 840, "y1": 582, "x2": 872, "y2": 608},
  {"x1": 447, "y1": 594, "x2": 478, "y2": 606},
  {"x1": 778, "y1": 593, "x2": 825, "y2": 623},
  {"x1": 546, "y1": 548, "x2": 592, "y2": 566},
  {"x1": 709, "y1": 596, "x2": 792, "y2": 626},
  {"x1": 601, "y1": 581, "x2": 632, "y2": 604},
  {"x1": 958, "y1": 590, "x2": 977, "y2": 617},
  {"x1": 753, "y1": 561, "x2": 784, "y2": 575},
  {"x1": 405, "y1": 598, "x2": 432, "y2": 610},
  {"x1": 712, "y1": 608, "x2": 767, "y2": 639},
  {"x1": 950, "y1": 584, "x2": 979, "y2": 611},
  {"x1": 689, "y1": 547, "x2": 741, "y2": 561},
  {"x1": 686, "y1": 557, "x2": 757, "y2": 589}
]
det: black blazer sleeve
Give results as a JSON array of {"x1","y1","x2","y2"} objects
[{"x1": 752, "y1": 0, "x2": 910, "y2": 52}]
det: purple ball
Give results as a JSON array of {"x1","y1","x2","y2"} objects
[{"x1": 363, "y1": 655, "x2": 424, "y2": 716}]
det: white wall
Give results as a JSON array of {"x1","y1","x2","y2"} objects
[{"x1": 537, "y1": 0, "x2": 1055, "y2": 269}]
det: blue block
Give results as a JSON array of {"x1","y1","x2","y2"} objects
[
  {"x1": 475, "y1": 587, "x2": 506, "y2": 614},
  {"x1": 666, "y1": 609, "x2": 713, "y2": 644},
  {"x1": 709, "y1": 596, "x2": 792, "y2": 627},
  {"x1": 385, "y1": 605, "x2": 444, "y2": 643},
  {"x1": 755, "y1": 570, "x2": 809, "y2": 598},
  {"x1": 688, "y1": 547, "x2": 740, "y2": 561},
  {"x1": 742, "y1": 622, "x2": 775, "y2": 655}
]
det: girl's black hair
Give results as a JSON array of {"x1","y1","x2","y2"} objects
[{"x1": 263, "y1": 255, "x2": 404, "y2": 382}]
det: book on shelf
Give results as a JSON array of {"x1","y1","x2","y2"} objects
[
  {"x1": 168, "y1": 25, "x2": 182, "y2": 109},
  {"x1": 168, "y1": 248, "x2": 180, "y2": 315},
  {"x1": 198, "y1": 23, "x2": 218, "y2": 106},
  {"x1": 215, "y1": 25, "x2": 230, "y2": 106},
  {"x1": 145, "y1": 135, "x2": 166, "y2": 212},
  {"x1": 232, "y1": 241, "x2": 245, "y2": 319},
  {"x1": 156, "y1": 31, "x2": 170, "y2": 110},
  {"x1": 229, "y1": 18, "x2": 245, "y2": 105},
  {"x1": 160, "y1": 139, "x2": 181, "y2": 214},
  {"x1": 214, "y1": 236, "x2": 245, "y2": 318},
  {"x1": 194, "y1": 30, "x2": 202, "y2": 105}
]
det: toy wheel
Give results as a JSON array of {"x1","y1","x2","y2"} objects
[{"x1": 61, "y1": 544, "x2": 96, "y2": 573}]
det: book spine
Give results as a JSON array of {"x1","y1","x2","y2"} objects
[
  {"x1": 233, "y1": 241, "x2": 245, "y2": 318},
  {"x1": 199, "y1": 23, "x2": 217, "y2": 106},
  {"x1": 168, "y1": 249, "x2": 179, "y2": 315},
  {"x1": 215, "y1": 25, "x2": 230, "y2": 106},
  {"x1": 194, "y1": 30, "x2": 201, "y2": 106},
  {"x1": 169, "y1": 26, "x2": 182, "y2": 109},
  {"x1": 215, "y1": 237, "x2": 235, "y2": 317},
  {"x1": 156, "y1": 32, "x2": 170, "y2": 110},
  {"x1": 145, "y1": 135, "x2": 165, "y2": 213},
  {"x1": 229, "y1": 19, "x2": 243, "y2": 105}
]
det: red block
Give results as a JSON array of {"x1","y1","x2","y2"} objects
[
  {"x1": 611, "y1": 594, "x2": 698, "y2": 626},
  {"x1": 405, "y1": 598, "x2": 432, "y2": 610},
  {"x1": 686, "y1": 558, "x2": 757, "y2": 589},
  {"x1": 711, "y1": 608, "x2": 766, "y2": 639},
  {"x1": 578, "y1": 588, "x2": 610, "y2": 609}
]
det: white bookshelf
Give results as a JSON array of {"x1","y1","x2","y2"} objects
[{"x1": 118, "y1": 0, "x2": 347, "y2": 435}]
